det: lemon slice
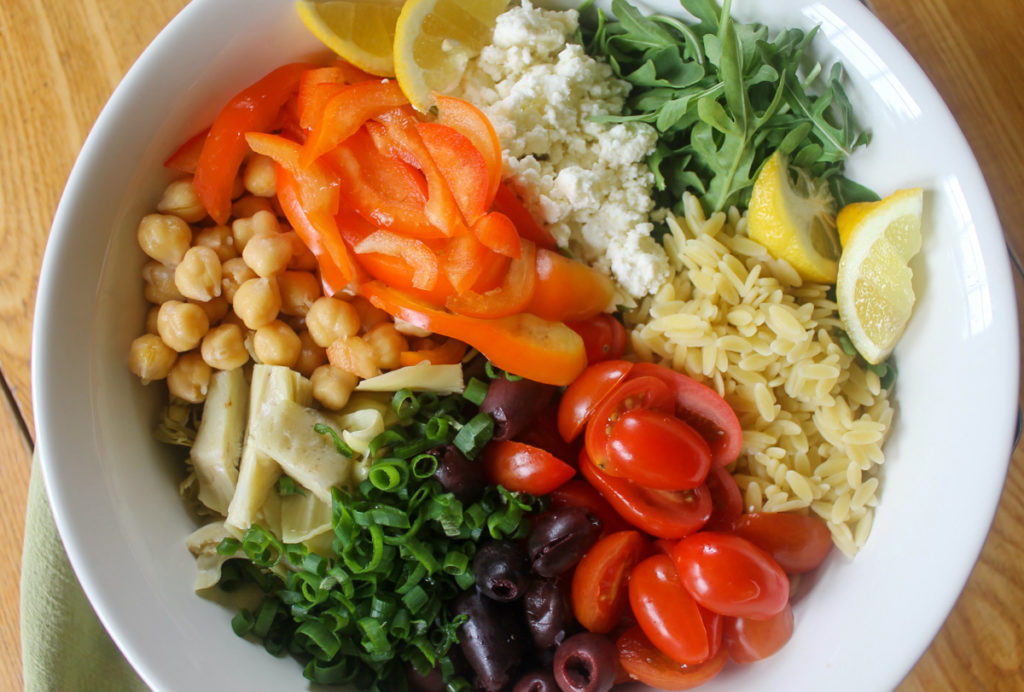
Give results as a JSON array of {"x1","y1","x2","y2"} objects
[
  {"x1": 295, "y1": 0, "x2": 404, "y2": 76},
  {"x1": 748, "y1": 151, "x2": 841, "y2": 283},
  {"x1": 393, "y1": 0, "x2": 510, "y2": 112},
  {"x1": 836, "y1": 187, "x2": 924, "y2": 364}
]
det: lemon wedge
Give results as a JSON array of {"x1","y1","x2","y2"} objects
[
  {"x1": 748, "y1": 151, "x2": 841, "y2": 283},
  {"x1": 836, "y1": 187, "x2": 924, "y2": 364},
  {"x1": 295, "y1": 0, "x2": 404, "y2": 76},
  {"x1": 393, "y1": 0, "x2": 510, "y2": 112}
]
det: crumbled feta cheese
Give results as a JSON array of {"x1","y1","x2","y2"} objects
[{"x1": 458, "y1": 1, "x2": 671, "y2": 300}]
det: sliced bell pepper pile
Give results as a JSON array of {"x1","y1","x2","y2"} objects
[{"x1": 170, "y1": 61, "x2": 617, "y2": 385}]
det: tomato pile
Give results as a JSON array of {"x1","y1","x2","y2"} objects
[{"x1": 169, "y1": 61, "x2": 616, "y2": 386}]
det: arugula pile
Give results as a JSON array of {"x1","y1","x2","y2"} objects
[{"x1": 581, "y1": 0, "x2": 875, "y2": 214}]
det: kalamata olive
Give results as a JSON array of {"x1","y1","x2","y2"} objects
[
  {"x1": 406, "y1": 663, "x2": 445, "y2": 692},
  {"x1": 474, "y1": 540, "x2": 529, "y2": 602},
  {"x1": 431, "y1": 444, "x2": 485, "y2": 503},
  {"x1": 553, "y1": 632, "x2": 618, "y2": 692},
  {"x1": 523, "y1": 578, "x2": 573, "y2": 649},
  {"x1": 513, "y1": 670, "x2": 559, "y2": 692},
  {"x1": 481, "y1": 376, "x2": 556, "y2": 440},
  {"x1": 452, "y1": 588, "x2": 526, "y2": 692},
  {"x1": 527, "y1": 507, "x2": 602, "y2": 578}
]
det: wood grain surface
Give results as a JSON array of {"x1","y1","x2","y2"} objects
[{"x1": 1, "y1": 0, "x2": 1022, "y2": 690}]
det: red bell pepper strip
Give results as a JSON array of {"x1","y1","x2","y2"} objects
[
  {"x1": 353, "y1": 229, "x2": 440, "y2": 292},
  {"x1": 415, "y1": 122, "x2": 491, "y2": 225},
  {"x1": 297, "y1": 63, "x2": 376, "y2": 131},
  {"x1": 493, "y1": 181, "x2": 557, "y2": 250},
  {"x1": 360, "y1": 281, "x2": 587, "y2": 386},
  {"x1": 526, "y1": 248, "x2": 615, "y2": 323},
  {"x1": 435, "y1": 93, "x2": 503, "y2": 204},
  {"x1": 164, "y1": 127, "x2": 209, "y2": 174},
  {"x1": 445, "y1": 237, "x2": 537, "y2": 318},
  {"x1": 193, "y1": 62, "x2": 312, "y2": 224},
  {"x1": 300, "y1": 79, "x2": 409, "y2": 166}
]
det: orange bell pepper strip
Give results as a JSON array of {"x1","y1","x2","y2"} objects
[
  {"x1": 361, "y1": 280, "x2": 587, "y2": 386},
  {"x1": 164, "y1": 127, "x2": 209, "y2": 174},
  {"x1": 193, "y1": 62, "x2": 312, "y2": 224},
  {"x1": 299, "y1": 79, "x2": 409, "y2": 166},
  {"x1": 399, "y1": 338, "x2": 469, "y2": 367},
  {"x1": 446, "y1": 238, "x2": 537, "y2": 318},
  {"x1": 297, "y1": 63, "x2": 377, "y2": 131},
  {"x1": 525, "y1": 248, "x2": 616, "y2": 323},
  {"x1": 441, "y1": 233, "x2": 493, "y2": 294},
  {"x1": 435, "y1": 94, "x2": 503, "y2": 204},
  {"x1": 470, "y1": 210, "x2": 521, "y2": 259},
  {"x1": 415, "y1": 122, "x2": 491, "y2": 225},
  {"x1": 352, "y1": 229, "x2": 440, "y2": 292},
  {"x1": 493, "y1": 181, "x2": 558, "y2": 250}
]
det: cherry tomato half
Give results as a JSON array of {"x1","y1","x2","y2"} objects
[
  {"x1": 704, "y1": 465, "x2": 744, "y2": 531},
  {"x1": 480, "y1": 440, "x2": 575, "y2": 496},
  {"x1": 557, "y1": 360, "x2": 633, "y2": 443},
  {"x1": 672, "y1": 532, "x2": 790, "y2": 620},
  {"x1": 629, "y1": 554, "x2": 712, "y2": 666},
  {"x1": 724, "y1": 602, "x2": 794, "y2": 664},
  {"x1": 628, "y1": 362, "x2": 743, "y2": 467},
  {"x1": 617, "y1": 625, "x2": 728, "y2": 690},
  {"x1": 549, "y1": 479, "x2": 631, "y2": 537},
  {"x1": 606, "y1": 409, "x2": 711, "y2": 490},
  {"x1": 727, "y1": 512, "x2": 833, "y2": 574},
  {"x1": 585, "y1": 375, "x2": 675, "y2": 470},
  {"x1": 572, "y1": 530, "x2": 649, "y2": 633},
  {"x1": 567, "y1": 313, "x2": 628, "y2": 364},
  {"x1": 580, "y1": 448, "x2": 712, "y2": 539}
]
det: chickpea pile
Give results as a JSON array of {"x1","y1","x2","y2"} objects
[{"x1": 128, "y1": 153, "x2": 420, "y2": 410}]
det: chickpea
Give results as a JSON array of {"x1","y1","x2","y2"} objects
[
  {"x1": 278, "y1": 271, "x2": 321, "y2": 316},
  {"x1": 201, "y1": 323, "x2": 250, "y2": 370},
  {"x1": 194, "y1": 295, "x2": 230, "y2": 325},
  {"x1": 232, "y1": 276, "x2": 281, "y2": 330},
  {"x1": 156, "y1": 300, "x2": 210, "y2": 352},
  {"x1": 128, "y1": 334, "x2": 177, "y2": 384},
  {"x1": 231, "y1": 194, "x2": 275, "y2": 220},
  {"x1": 364, "y1": 322, "x2": 408, "y2": 371},
  {"x1": 142, "y1": 260, "x2": 185, "y2": 304},
  {"x1": 243, "y1": 233, "x2": 293, "y2": 278},
  {"x1": 282, "y1": 231, "x2": 318, "y2": 272},
  {"x1": 311, "y1": 364, "x2": 358, "y2": 411},
  {"x1": 174, "y1": 246, "x2": 222, "y2": 301},
  {"x1": 221, "y1": 257, "x2": 257, "y2": 303},
  {"x1": 219, "y1": 308, "x2": 247, "y2": 332},
  {"x1": 137, "y1": 213, "x2": 192, "y2": 266},
  {"x1": 293, "y1": 330, "x2": 327, "y2": 377},
  {"x1": 253, "y1": 320, "x2": 302, "y2": 367},
  {"x1": 145, "y1": 306, "x2": 160, "y2": 335},
  {"x1": 167, "y1": 351, "x2": 212, "y2": 403},
  {"x1": 232, "y1": 209, "x2": 279, "y2": 253},
  {"x1": 306, "y1": 297, "x2": 360, "y2": 348},
  {"x1": 326, "y1": 335, "x2": 379, "y2": 379},
  {"x1": 156, "y1": 179, "x2": 206, "y2": 223},
  {"x1": 350, "y1": 295, "x2": 390, "y2": 331},
  {"x1": 193, "y1": 225, "x2": 237, "y2": 262},
  {"x1": 243, "y1": 154, "x2": 276, "y2": 197}
]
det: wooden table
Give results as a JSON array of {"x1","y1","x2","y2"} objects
[{"x1": 2, "y1": 0, "x2": 1021, "y2": 689}]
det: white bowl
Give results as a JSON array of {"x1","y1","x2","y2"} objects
[{"x1": 33, "y1": 0, "x2": 1020, "y2": 690}]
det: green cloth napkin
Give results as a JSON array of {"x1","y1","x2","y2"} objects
[{"x1": 20, "y1": 453, "x2": 150, "y2": 691}]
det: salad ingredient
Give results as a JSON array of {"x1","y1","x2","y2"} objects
[
  {"x1": 606, "y1": 409, "x2": 711, "y2": 490},
  {"x1": 580, "y1": 448, "x2": 712, "y2": 539},
  {"x1": 157, "y1": 300, "x2": 209, "y2": 352},
  {"x1": 583, "y1": 374, "x2": 675, "y2": 470},
  {"x1": 189, "y1": 368, "x2": 248, "y2": 515},
  {"x1": 393, "y1": 0, "x2": 510, "y2": 112},
  {"x1": 137, "y1": 213, "x2": 191, "y2": 266},
  {"x1": 723, "y1": 603, "x2": 794, "y2": 664},
  {"x1": 552, "y1": 632, "x2": 619, "y2": 692},
  {"x1": 629, "y1": 197, "x2": 893, "y2": 556},
  {"x1": 166, "y1": 352, "x2": 212, "y2": 403},
  {"x1": 582, "y1": 0, "x2": 871, "y2": 215},
  {"x1": 629, "y1": 554, "x2": 714, "y2": 666},
  {"x1": 836, "y1": 187, "x2": 924, "y2": 363},
  {"x1": 431, "y1": 443, "x2": 485, "y2": 503},
  {"x1": 567, "y1": 314, "x2": 628, "y2": 365},
  {"x1": 294, "y1": 1, "x2": 403, "y2": 76},
  {"x1": 703, "y1": 466, "x2": 744, "y2": 531},
  {"x1": 747, "y1": 151, "x2": 840, "y2": 283},
  {"x1": 616, "y1": 626, "x2": 729, "y2": 689},
  {"x1": 453, "y1": 588, "x2": 528, "y2": 692},
  {"x1": 570, "y1": 529, "x2": 647, "y2": 633},
  {"x1": 526, "y1": 506, "x2": 603, "y2": 578},
  {"x1": 549, "y1": 480, "x2": 632, "y2": 538},
  {"x1": 556, "y1": 360, "x2": 633, "y2": 443},
  {"x1": 523, "y1": 578, "x2": 572, "y2": 649},
  {"x1": 473, "y1": 540, "x2": 530, "y2": 602},
  {"x1": 513, "y1": 670, "x2": 558, "y2": 692},
  {"x1": 524, "y1": 249, "x2": 616, "y2": 322},
  {"x1": 671, "y1": 532, "x2": 789, "y2": 620},
  {"x1": 458, "y1": 2, "x2": 671, "y2": 300},
  {"x1": 727, "y1": 512, "x2": 832, "y2": 574},
  {"x1": 479, "y1": 376, "x2": 555, "y2": 441},
  {"x1": 128, "y1": 333, "x2": 177, "y2": 384},
  {"x1": 481, "y1": 440, "x2": 575, "y2": 495}
]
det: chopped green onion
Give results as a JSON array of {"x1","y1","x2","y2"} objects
[
  {"x1": 314, "y1": 422, "x2": 355, "y2": 457},
  {"x1": 368, "y1": 458, "x2": 410, "y2": 491},
  {"x1": 276, "y1": 475, "x2": 306, "y2": 496},
  {"x1": 392, "y1": 388, "x2": 421, "y2": 420},
  {"x1": 216, "y1": 537, "x2": 241, "y2": 556},
  {"x1": 231, "y1": 609, "x2": 254, "y2": 637},
  {"x1": 462, "y1": 377, "x2": 489, "y2": 405},
  {"x1": 452, "y1": 412, "x2": 494, "y2": 459},
  {"x1": 410, "y1": 453, "x2": 438, "y2": 479}
]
